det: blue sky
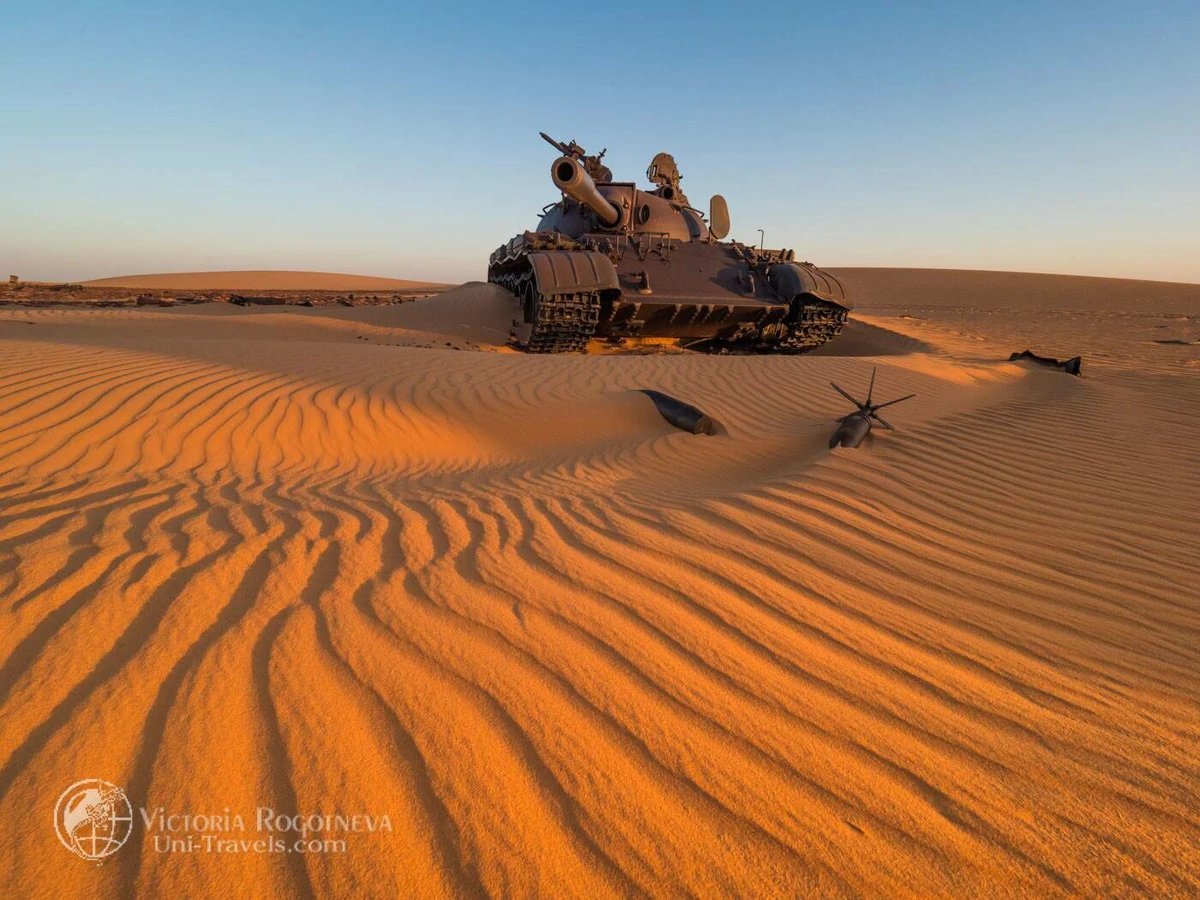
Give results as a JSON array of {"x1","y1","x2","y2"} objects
[{"x1": 3, "y1": 0, "x2": 1198, "y2": 283}]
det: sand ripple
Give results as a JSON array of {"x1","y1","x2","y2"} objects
[{"x1": 1, "y1": 285, "x2": 1198, "y2": 896}]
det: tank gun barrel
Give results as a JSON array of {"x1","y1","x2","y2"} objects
[{"x1": 551, "y1": 156, "x2": 621, "y2": 228}]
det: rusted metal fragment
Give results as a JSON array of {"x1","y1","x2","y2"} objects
[
  {"x1": 637, "y1": 390, "x2": 717, "y2": 435},
  {"x1": 1009, "y1": 350, "x2": 1082, "y2": 376}
]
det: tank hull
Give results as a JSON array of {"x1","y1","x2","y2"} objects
[{"x1": 488, "y1": 231, "x2": 851, "y2": 352}]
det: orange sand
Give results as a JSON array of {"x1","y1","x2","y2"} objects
[
  {"x1": 1, "y1": 270, "x2": 1198, "y2": 896},
  {"x1": 82, "y1": 270, "x2": 449, "y2": 292}
]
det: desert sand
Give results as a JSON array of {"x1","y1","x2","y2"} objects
[
  {"x1": 1, "y1": 269, "x2": 1198, "y2": 896},
  {"x1": 82, "y1": 270, "x2": 450, "y2": 292}
]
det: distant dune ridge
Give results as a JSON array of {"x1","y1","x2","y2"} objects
[
  {"x1": 0, "y1": 269, "x2": 1198, "y2": 896},
  {"x1": 82, "y1": 269, "x2": 451, "y2": 291},
  {"x1": 833, "y1": 267, "x2": 1200, "y2": 312}
]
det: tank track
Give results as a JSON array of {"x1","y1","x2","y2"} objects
[
  {"x1": 524, "y1": 290, "x2": 601, "y2": 353},
  {"x1": 490, "y1": 261, "x2": 600, "y2": 353},
  {"x1": 776, "y1": 300, "x2": 849, "y2": 353}
]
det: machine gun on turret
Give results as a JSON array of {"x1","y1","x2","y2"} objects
[{"x1": 539, "y1": 132, "x2": 611, "y2": 182}]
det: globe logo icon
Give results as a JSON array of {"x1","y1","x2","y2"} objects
[{"x1": 54, "y1": 779, "x2": 133, "y2": 861}]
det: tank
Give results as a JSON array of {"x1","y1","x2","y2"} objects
[{"x1": 487, "y1": 132, "x2": 852, "y2": 353}]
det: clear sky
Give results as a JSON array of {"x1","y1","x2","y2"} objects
[{"x1": 3, "y1": 1, "x2": 1198, "y2": 284}]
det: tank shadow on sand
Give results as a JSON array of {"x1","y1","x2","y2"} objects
[{"x1": 806, "y1": 319, "x2": 933, "y2": 357}]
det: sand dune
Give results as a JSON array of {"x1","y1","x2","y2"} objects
[
  {"x1": 82, "y1": 270, "x2": 450, "y2": 292},
  {"x1": 834, "y1": 267, "x2": 1200, "y2": 313},
  {"x1": 1, "y1": 272, "x2": 1198, "y2": 896}
]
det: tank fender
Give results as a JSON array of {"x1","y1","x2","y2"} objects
[
  {"x1": 529, "y1": 251, "x2": 619, "y2": 295},
  {"x1": 767, "y1": 262, "x2": 852, "y2": 311}
]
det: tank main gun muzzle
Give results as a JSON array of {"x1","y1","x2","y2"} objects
[{"x1": 551, "y1": 156, "x2": 621, "y2": 228}]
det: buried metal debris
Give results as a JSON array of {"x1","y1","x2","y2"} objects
[
  {"x1": 829, "y1": 368, "x2": 915, "y2": 449},
  {"x1": 1008, "y1": 349, "x2": 1082, "y2": 375},
  {"x1": 637, "y1": 390, "x2": 717, "y2": 435}
]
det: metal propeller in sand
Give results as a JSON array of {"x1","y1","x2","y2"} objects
[{"x1": 828, "y1": 367, "x2": 915, "y2": 448}]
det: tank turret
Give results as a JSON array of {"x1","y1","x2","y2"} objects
[{"x1": 487, "y1": 132, "x2": 852, "y2": 354}]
